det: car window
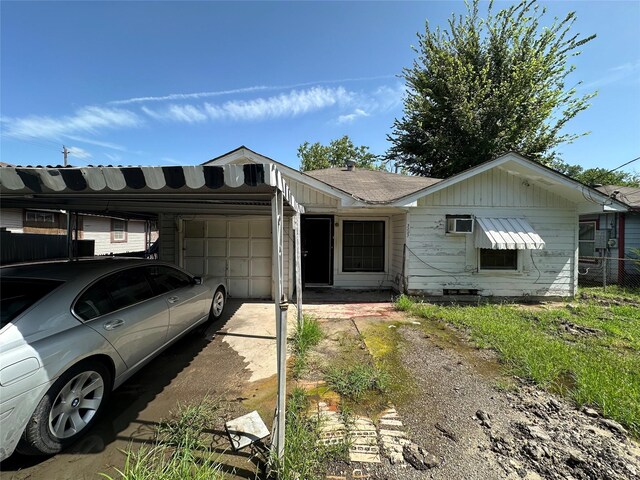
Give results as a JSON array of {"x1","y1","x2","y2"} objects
[
  {"x1": 108, "y1": 268, "x2": 156, "y2": 311},
  {"x1": 146, "y1": 265, "x2": 192, "y2": 294},
  {"x1": 75, "y1": 267, "x2": 155, "y2": 321},
  {"x1": 74, "y1": 281, "x2": 115, "y2": 321},
  {"x1": 0, "y1": 278, "x2": 64, "y2": 328}
]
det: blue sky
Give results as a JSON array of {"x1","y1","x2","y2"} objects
[{"x1": 1, "y1": 1, "x2": 639, "y2": 174}]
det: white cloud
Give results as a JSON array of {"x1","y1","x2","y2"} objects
[
  {"x1": 104, "y1": 153, "x2": 122, "y2": 163},
  {"x1": 108, "y1": 75, "x2": 396, "y2": 105},
  {"x1": 580, "y1": 60, "x2": 640, "y2": 90},
  {"x1": 3, "y1": 106, "x2": 142, "y2": 140},
  {"x1": 142, "y1": 104, "x2": 207, "y2": 123},
  {"x1": 142, "y1": 87, "x2": 354, "y2": 123},
  {"x1": 68, "y1": 146, "x2": 92, "y2": 159},
  {"x1": 64, "y1": 135, "x2": 128, "y2": 151},
  {"x1": 337, "y1": 109, "x2": 370, "y2": 124}
]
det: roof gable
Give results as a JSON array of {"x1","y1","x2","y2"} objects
[
  {"x1": 203, "y1": 146, "x2": 359, "y2": 206},
  {"x1": 391, "y1": 152, "x2": 627, "y2": 214}
]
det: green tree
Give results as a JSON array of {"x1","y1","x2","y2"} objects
[
  {"x1": 387, "y1": 0, "x2": 596, "y2": 178},
  {"x1": 551, "y1": 160, "x2": 639, "y2": 186},
  {"x1": 298, "y1": 135, "x2": 380, "y2": 172}
]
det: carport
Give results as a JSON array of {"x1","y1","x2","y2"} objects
[{"x1": 0, "y1": 162, "x2": 303, "y2": 458}]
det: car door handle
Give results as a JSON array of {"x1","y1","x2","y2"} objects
[
  {"x1": 103, "y1": 319, "x2": 125, "y2": 331},
  {"x1": 167, "y1": 296, "x2": 179, "y2": 304}
]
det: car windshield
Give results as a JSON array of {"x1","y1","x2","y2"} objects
[{"x1": 0, "y1": 277, "x2": 64, "y2": 328}]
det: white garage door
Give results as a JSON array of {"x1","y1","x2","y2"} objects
[{"x1": 183, "y1": 217, "x2": 272, "y2": 298}]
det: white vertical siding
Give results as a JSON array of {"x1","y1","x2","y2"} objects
[
  {"x1": 0, "y1": 208, "x2": 24, "y2": 233},
  {"x1": 625, "y1": 213, "x2": 640, "y2": 256},
  {"x1": 408, "y1": 168, "x2": 578, "y2": 298},
  {"x1": 390, "y1": 213, "x2": 407, "y2": 292}
]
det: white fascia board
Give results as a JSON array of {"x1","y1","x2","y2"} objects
[
  {"x1": 390, "y1": 152, "x2": 628, "y2": 212},
  {"x1": 205, "y1": 148, "x2": 365, "y2": 207}
]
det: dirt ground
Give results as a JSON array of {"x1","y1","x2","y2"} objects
[{"x1": 300, "y1": 294, "x2": 640, "y2": 480}]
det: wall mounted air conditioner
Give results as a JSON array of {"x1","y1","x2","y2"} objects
[{"x1": 446, "y1": 217, "x2": 474, "y2": 234}]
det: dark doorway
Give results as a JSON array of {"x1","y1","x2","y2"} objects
[{"x1": 302, "y1": 216, "x2": 334, "y2": 286}]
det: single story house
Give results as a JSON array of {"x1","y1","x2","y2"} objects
[
  {"x1": 579, "y1": 185, "x2": 640, "y2": 286},
  {"x1": 0, "y1": 148, "x2": 626, "y2": 300},
  {"x1": 0, "y1": 208, "x2": 157, "y2": 257},
  {"x1": 149, "y1": 147, "x2": 624, "y2": 300}
]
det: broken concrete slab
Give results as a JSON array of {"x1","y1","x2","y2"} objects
[{"x1": 225, "y1": 410, "x2": 270, "y2": 451}]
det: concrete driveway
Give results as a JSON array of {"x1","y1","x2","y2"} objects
[{"x1": 1, "y1": 299, "x2": 292, "y2": 480}]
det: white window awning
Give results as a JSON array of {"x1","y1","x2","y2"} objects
[{"x1": 475, "y1": 217, "x2": 545, "y2": 250}]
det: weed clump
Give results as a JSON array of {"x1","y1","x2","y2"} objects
[
  {"x1": 291, "y1": 315, "x2": 323, "y2": 378},
  {"x1": 100, "y1": 398, "x2": 225, "y2": 480},
  {"x1": 325, "y1": 362, "x2": 390, "y2": 401},
  {"x1": 273, "y1": 387, "x2": 348, "y2": 480}
]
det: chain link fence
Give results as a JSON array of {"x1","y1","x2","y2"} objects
[{"x1": 578, "y1": 256, "x2": 640, "y2": 289}]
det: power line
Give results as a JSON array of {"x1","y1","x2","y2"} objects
[{"x1": 609, "y1": 155, "x2": 640, "y2": 173}]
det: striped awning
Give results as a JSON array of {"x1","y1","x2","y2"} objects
[
  {"x1": 474, "y1": 217, "x2": 545, "y2": 250},
  {"x1": 0, "y1": 163, "x2": 303, "y2": 213}
]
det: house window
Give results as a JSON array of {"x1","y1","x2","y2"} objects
[
  {"x1": 579, "y1": 221, "x2": 596, "y2": 258},
  {"x1": 25, "y1": 211, "x2": 56, "y2": 224},
  {"x1": 342, "y1": 220, "x2": 385, "y2": 272},
  {"x1": 479, "y1": 249, "x2": 518, "y2": 270},
  {"x1": 111, "y1": 219, "x2": 128, "y2": 243}
]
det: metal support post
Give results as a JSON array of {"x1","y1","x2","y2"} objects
[
  {"x1": 66, "y1": 211, "x2": 73, "y2": 260},
  {"x1": 271, "y1": 191, "x2": 287, "y2": 460},
  {"x1": 294, "y1": 212, "x2": 303, "y2": 327}
]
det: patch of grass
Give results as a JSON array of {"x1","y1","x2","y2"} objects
[
  {"x1": 291, "y1": 315, "x2": 324, "y2": 378},
  {"x1": 273, "y1": 388, "x2": 348, "y2": 480},
  {"x1": 395, "y1": 296, "x2": 640, "y2": 437},
  {"x1": 325, "y1": 362, "x2": 389, "y2": 401},
  {"x1": 100, "y1": 399, "x2": 225, "y2": 480},
  {"x1": 394, "y1": 294, "x2": 414, "y2": 312},
  {"x1": 579, "y1": 286, "x2": 640, "y2": 303},
  {"x1": 362, "y1": 322, "x2": 415, "y2": 406}
]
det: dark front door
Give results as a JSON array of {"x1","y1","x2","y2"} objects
[{"x1": 302, "y1": 216, "x2": 333, "y2": 286}]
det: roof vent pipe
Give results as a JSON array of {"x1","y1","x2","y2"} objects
[{"x1": 346, "y1": 160, "x2": 356, "y2": 171}]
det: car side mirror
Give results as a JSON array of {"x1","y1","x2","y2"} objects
[{"x1": 193, "y1": 276, "x2": 203, "y2": 285}]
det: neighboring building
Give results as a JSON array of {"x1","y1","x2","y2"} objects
[
  {"x1": 149, "y1": 147, "x2": 623, "y2": 300},
  {"x1": 579, "y1": 185, "x2": 640, "y2": 286},
  {"x1": 0, "y1": 209, "x2": 157, "y2": 256}
]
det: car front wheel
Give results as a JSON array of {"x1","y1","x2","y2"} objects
[
  {"x1": 210, "y1": 287, "x2": 225, "y2": 320},
  {"x1": 17, "y1": 360, "x2": 111, "y2": 456}
]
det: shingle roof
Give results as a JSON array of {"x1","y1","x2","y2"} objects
[
  {"x1": 596, "y1": 185, "x2": 640, "y2": 209},
  {"x1": 305, "y1": 167, "x2": 441, "y2": 203}
]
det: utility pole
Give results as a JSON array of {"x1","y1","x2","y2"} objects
[{"x1": 62, "y1": 145, "x2": 69, "y2": 166}]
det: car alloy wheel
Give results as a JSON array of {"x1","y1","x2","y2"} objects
[
  {"x1": 49, "y1": 371, "x2": 105, "y2": 439},
  {"x1": 17, "y1": 360, "x2": 111, "y2": 456},
  {"x1": 211, "y1": 288, "x2": 225, "y2": 319}
]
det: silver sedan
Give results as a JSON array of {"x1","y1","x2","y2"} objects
[{"x1": 0, "y1": 259, "x2": 226, "y2": 461}]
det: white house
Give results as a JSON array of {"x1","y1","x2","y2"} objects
[
  {"x1": 153, "y1": 147, "x2": 624, "y2": 300},
  {"x1": 0, "y1": 148, "x2": 626, "y2": 300},
  {"x1": 0, "y1": 209, "x2": 156, "y2": 256}
]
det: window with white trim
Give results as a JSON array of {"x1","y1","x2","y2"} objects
[
  {"x1": 111, "y1": 219, "x2": 128, "y2": 243},
  {"x1": 579, "y1": 221, "x2": 596, "y2": 257},
  {"x1": 342, "y1": 220, "x2": 385, "y2": 272}
]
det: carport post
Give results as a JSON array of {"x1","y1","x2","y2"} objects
[
  {"x1": 66, "y1": 210, "x2": 74, "y2": 260},
  {"x1": 294, "y1": 212, "x2": 303, "y2": 327},
  {"x1": 271, "y1": 190, "x2": 287, "y2": 460}
]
